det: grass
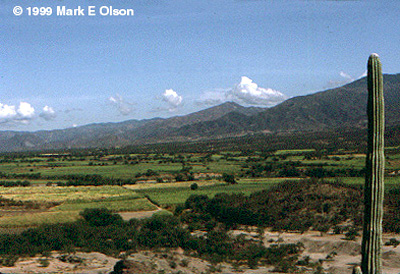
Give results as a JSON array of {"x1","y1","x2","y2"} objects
[
  {"x1": 0, "y1": 211, "x2": 81, "y2": 227},
  {"x1": 0, "y1": 186, "x2": 156, "y2": 227},
  {"x1": 0, "y1": 185, "x2": 140, "y2": 202},
  {"x1": 274, "y1": 149, "x2": 316, "y2": 155},
  {"x1": 138, "y1": 176, "x2": 400, "y2": 206},
  {"x1": 339, "y1": 176, "x2": 400, "y2": 191},
  {"x1": 0, "y1": 162, "x2": 184, "y2": 179},
  {"x1": 124, "y1": 180, "x2": 222, "y2": 190},
  {"x1": 51, "y1": 197, "x2": 157, "y2": 212},
  {"x1": 1, "y1": 149, "x2": 400, "y2": 229},
  {"x1": 136, "y1": 178, "x2": 292, "y2": 206},
  {"x1": 0, "y1": 179, "x2": 66, "y2": 185}
]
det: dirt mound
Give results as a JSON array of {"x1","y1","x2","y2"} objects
[{"x1": 300, "y1": 237, "x2": 361, "y2": 256}]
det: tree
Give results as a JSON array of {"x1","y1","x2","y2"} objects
[{"x1": 222, "y1": 173, "x2": 237, "y2": 184}]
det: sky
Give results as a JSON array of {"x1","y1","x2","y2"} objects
[{"x1": 1, "y1": 0, "x2": 400, "y2": 131}]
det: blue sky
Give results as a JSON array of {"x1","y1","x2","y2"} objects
[{"x1": 1, "y1": 0, "x2": 399, "y2": 131}]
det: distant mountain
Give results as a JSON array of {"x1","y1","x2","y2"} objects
[
  {"x1": 0, "y1": 74, "x2": 399, "y2": 152},
  {"x1": 0, "y1": 102, "x2": 265, "y2": 151},
  {"x1": 134, "y1": 74, "x2": 400, "y2": 141},
  {"x1": 253, "y1": 74, "x2": 400, "y2": 132}
]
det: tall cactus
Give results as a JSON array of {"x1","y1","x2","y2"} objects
[{"x1": 360, "y1": 53, "x2": 385, "y2": 273}]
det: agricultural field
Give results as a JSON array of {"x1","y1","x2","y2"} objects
[
  {"x1": 131, "y1": 178, "x2": 293, "y2": 206},
  {"x1": 0, "y1": 147, "x2": 399, "y2": 229},
  {"x1": 0, "y1": 186, "x2": 156, "y2": 228}
]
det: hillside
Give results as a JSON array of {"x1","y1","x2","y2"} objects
[{"x1": 0, "y1": 74, "x2": 399, "y2": 152}]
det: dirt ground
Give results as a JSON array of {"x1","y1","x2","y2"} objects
[
  {"x1": 1, "y1": 230, "x2": 399, "y2": 274},
  {"x1": 118, "y1": 209, "x2": 163, "y2": 220},
  {"x1": 260, "y1": 230, "x2": 400, "y2": 274},
  {"x1": 0, "y1": 251, "x2": 119, "y2": 274}
]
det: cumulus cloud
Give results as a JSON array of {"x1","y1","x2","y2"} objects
[
  {"x1": 161, "y1": 89, "x2": 183, "y2": 111},
  {"x1": 0, "y1": 103, "x2": 17, "y2": 119},
  {"x1": 228, "y1": 76, "x2": 287, "y2": 106},
  {"x1": 109, "y1": 94, "x2": 134, "y2": 115},
  {"x1": 18, "y1": 102, "x2": 35, "y2": 118},
  {"x1": 0, "y1": 102, "x2": 36, "y2": 124},
  {"x1": 39, "y1": 106, "x2": 56, "y2": 121},
  {"x1": 0, "y1": 101, "x2": 58, "y2": 126},
  {"x1": 197, "y1": 77, "x2": 287, "y2": 107}
]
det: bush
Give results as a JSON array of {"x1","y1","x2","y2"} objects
[
  {"x1": 137, "y1": 215, "x2": 190, "y2": 249},
  {"x1": 222, "y1": 173, "x2": 237, "y2": 184},
  {"x1": 0, "y1": 255, "x2": 19, "y2": 267},
  {"x1": 190, "y1": 183, "x2": 198, "y2": 190},
  {"x1": 80, "y1": 208, "x2": 123, "y2": 227},
  {"x1": 38, "y1": 258, "x2": 50, "y2": 267},
  {"x1": 344, "y1": 227, "x2": 359, "y2": 241},
  {"x1": 385, "y1": 238, "x2": 400, "y2": 247}
]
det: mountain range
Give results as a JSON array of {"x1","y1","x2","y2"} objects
[{"x1": 1, "y1": 74, "x2": 399, "y2": 152}]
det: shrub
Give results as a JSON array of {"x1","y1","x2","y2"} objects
[
  {"x1": 344, "y1": 227, "x2": 359, "y2": 241},
  {"x1": 0, "y1": 255, "x2": 19, "y2": 267},
  {"x1": 38, "y1": 258, "x2": 50, "y2": 267},
  {"x1": 222, "y1": 173, "x2": 237, "y2": 184},
  {"x1": 190, "y1": 183, "x2": 198, "y2": 190},
  {"x1": 385, "y1": 238, "x2": 400, "y2": 247},
  {"x1": 80, "y1": 208, "x2": 123, "y2": 227}
]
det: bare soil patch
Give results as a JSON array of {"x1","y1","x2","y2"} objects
[
  {"x1": 0, "y1": 251, "x2": 119, "y2": 274},
  {"x1": 118, "y1": 208, "x2": 163, "y2": 220}
]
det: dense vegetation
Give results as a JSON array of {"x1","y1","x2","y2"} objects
[
  {"x1": 0, "y1": 209, "x2": 304, "y2": 271},
  {"x1": 178, "y1": 179, "x2": 363, "y2": 233},
  {"x1": 178, "y1": 179, "x2": 400, "y2": 234}
]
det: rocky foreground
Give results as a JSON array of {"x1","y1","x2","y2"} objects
[{"x1": 1, "y1": 230, "x2": 399, "y2": 274}]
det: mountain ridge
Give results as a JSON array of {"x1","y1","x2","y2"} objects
[{"x1": 1, "y1": 74, "x2": 399, "y2": 152}]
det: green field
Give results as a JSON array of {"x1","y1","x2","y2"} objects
[
  {"x1": 0, "y1": 148, "x2": 400, "y2": 228},
  {"x1": 1, "y1": 149, "x2": 399, "y2": 181},
  {"x1": 0, "y1": 185, "x2": 139, "y2": 202},
  {"x1": 339, "y1": 176, "x2": 400, "y2": 190},
  {"x1": 0, "y1": 186, "x2": 156, "y2": 227},
  {"x1": 135, "y1": 178, "x2": 297, "y2": 206}
]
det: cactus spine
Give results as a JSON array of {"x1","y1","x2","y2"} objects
[{"x1": 361, "y1": 53, "x2": 385, "y2": 273}]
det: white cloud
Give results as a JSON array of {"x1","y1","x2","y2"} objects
[
  {"x1": 17, "y1": 102, "x2": 35, "y2": 118},
  {"x1": 39, "y1": 106, "x2": 56, "y2": 121},
  {"x1": 109, "y1": 94, "x2": 134, "y2": 115},
  {"x1": 0, "y1": 101, "x2": 58, "y2": 126},
  {"x1": 228, "y1": 76, "x2": 287, "y2": 106},
  {"x1": 197, "y1": 77, "x2": 287, "y2": 107},
  {"x1": 161, "y1": 89, "x2": 183, "y2": 111},
  {"x1": 0, "y1": 101, "x2": 36, "y2": 124},
  {"x1": 0, "y1": 103, "x2": 17, "y2": 119}
]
